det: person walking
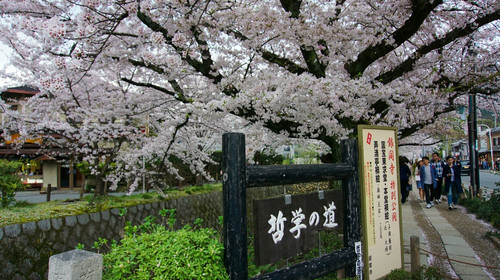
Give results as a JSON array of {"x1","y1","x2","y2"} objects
[
  {"x1": 399, "y1": 156, "x2": 411, "y2": 204},
  {"x1": 431, "y1": 152, "x2": 445, "y2": 204},
  {"x1": 420, "y1": 156, "x2": 437, "y2": 209},
  {"x1": 414, "y1": 159, "x2": 425, "y2": 202},
  {"x1": 443, "y1": 156, "x2": 463, "y2": 210}
]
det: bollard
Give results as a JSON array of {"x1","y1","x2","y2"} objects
[
  {"x1": 410, "y1": 235, "x2": 420, "y2": 274},
  {"x1": 48, "y1": 249, "x2": 102, "y2": 280},
  {"x1": 46, "y1": 184, "x2": 51, "y2": 202}
]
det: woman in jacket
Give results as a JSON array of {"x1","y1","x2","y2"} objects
[{"x1": 442, "y1": 156, "x2": 463, "y2": 210}]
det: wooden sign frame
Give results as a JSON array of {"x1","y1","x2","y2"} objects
[{"x1": 357, "y1": 125, "x2": 404, "y2": 280}]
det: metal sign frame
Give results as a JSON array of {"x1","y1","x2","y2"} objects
[{"x1": 222, "y1": 133, "x2": 361, "y2": 280}]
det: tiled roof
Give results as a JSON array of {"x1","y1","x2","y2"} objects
[{"x1": 2, "y1": 85, "x2": 39, "y2": 95}]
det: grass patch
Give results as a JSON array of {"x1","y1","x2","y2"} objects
[{"x1": 0, "y1": 183, "x2": 222, "y2": 227}]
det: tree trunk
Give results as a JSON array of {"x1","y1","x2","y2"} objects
[{"x1": 93, "y1": 174, "x2": 105, "y2": 196}]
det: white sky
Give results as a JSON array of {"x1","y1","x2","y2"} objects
[{"x1": 0, "y1": 42, "x2": 21, "y2": 88}]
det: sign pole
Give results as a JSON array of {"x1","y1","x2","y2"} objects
[
  {"x1": 222, "y1": 133, "x2": 248, "y2": 280},
  {"x1": 341, "y1": 138, "x2": 362, "y2": 277}
]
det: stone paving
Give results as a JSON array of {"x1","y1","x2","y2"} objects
[{"x1": 402, "y1": 188, "x2": 493, "y2": 280}]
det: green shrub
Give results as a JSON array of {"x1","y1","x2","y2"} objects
[
  {"x1": 0, "y1": 159, "x2": 25, "y2": 208},
  {"x1": 253, "y1": 150, "x2": 284, "y2": 165},
  {"x1": 460, "y1": 190, "x2": 500, "y2": 230},
  {"x1": 12, "y1": 200, "x2": 33, "y2": 208},
  {"x1": 386, "y1": 266, "x2": 444, "y2": 280},
  {"x1": 385, "y1": 268, "x2": 411, "y2": 280},
  {"x1": 97, "y1": 209, "x2": 228, "y2": 280}
]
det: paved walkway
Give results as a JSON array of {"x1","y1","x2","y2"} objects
[{"x1": 402, "y1": 187, "x2": 493, "y2": 279}]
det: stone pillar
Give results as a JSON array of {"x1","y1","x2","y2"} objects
[{"x1": 48, "y1": 249, "x2": 102, "y2": 280}]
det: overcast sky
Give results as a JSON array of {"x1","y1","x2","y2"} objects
[{"x1": 0, "y1": 42, "x2": 19, "y2": 88}]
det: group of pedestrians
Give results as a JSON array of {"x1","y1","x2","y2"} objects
[{"x1": 401, "y1": 152, "x2": 463, "y2": 210}]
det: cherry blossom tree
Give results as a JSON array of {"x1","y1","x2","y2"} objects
[{"x1": 0, "y1": 0, "x2": 498, "y2": 191}]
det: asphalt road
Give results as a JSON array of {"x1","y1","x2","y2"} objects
[{"x1": 461, "y1": 170, "x2": 500, "y2": 190}]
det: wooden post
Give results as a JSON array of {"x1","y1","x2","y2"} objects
[
  {"x1": 341, "y1": 139, "x2": 361, "y2": 278},
  {"x1": 410, "y1": 235, "x2": 420, "y2": 274},
  {"x1": 222, "y1": 133, "x2": 247, "y2": 280},
  {"x1": 69, "y1": 159, "x2": 74, "y2": 190},
  {"x1": 80, "y1": 174, "x2": 85, "y2": 199},
  {"x1": 46, "y1": 184, "x2": 52, "y2": 202}
]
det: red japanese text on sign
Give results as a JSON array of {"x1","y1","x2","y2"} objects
[
  {"x1": 367, "y1": 133, "x2": 372, "y2": 145},
  {"x1": 392, "y1": 212, "x2": 398, "y2": 222},
  {"x1": 389, "y1": 150, "x2": 395, "y2": 161},
  {"x1": 387, "y1": 137, "x2": 394, "y2": 148}
]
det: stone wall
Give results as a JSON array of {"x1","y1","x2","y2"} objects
[{"x1": 0, "y1": 186, "x2": 282, "y2": 280}]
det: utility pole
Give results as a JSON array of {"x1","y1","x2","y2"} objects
[{"x1": 468, "y1": 94, "x2": 480, "y2": 196}]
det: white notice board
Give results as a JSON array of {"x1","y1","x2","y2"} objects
[{"x1": 357, "y1": 125, "x2": 403, "y2": 280}]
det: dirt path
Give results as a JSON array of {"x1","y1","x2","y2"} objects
[
  {"x1": 409, "y1": 198, "x2": 459, "y2": 279},
  {"x1": 408, "y1": 191, "x2": 500, "y2": 279},
  {"x1": 436, "y1": 202, "x2": 500, "y2": 279}
]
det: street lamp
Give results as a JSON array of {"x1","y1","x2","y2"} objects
[{"x1": 479, "y1": 124, "x2": 494, "y2": 170}]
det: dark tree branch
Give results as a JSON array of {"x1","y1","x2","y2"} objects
[
  {"x1": 399, "y1": 139, "x2": 442, "y2": 147},
  {"x1": 345, "y1": 0, "x2": 443, "y2": 78},
  {"x1": 261, "y1": 51, "x2": 308, "y2": 75},
  {"x1": 376, "y1": 9, "x2": 500, "y2": 84},
  {"x1": 280, "y1": 0, "x2": 302, "y2": 18},
  {"x1": 226, "y1": 28, "x2": 311, "y2": 76},
  {"x1": 120, "y1": 77, "x2": 192, "y2": 103},
  {"x1": 127, "y1": 58, "x2": 188, "y2": 99},
  {"x1": 300, "y1": 45, "x2": 326, "y2": 78},
  {"x1": 399, "y1": 106, "x2": 456, "y2": 139},
  {"x1": 190, "y1": 25, "x2": 224, "y2": 83}
]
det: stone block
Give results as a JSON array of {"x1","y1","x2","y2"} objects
[
  {"x1": 2, "y1": 261, "x2": 16, "y2": 279},
  {"x1": 77, "y1": 213, "x2": 90, "y2": 225},
  {"x1": 37, "y1": 219, "x2": 51, "y2": 232},
  {"x1": 48, "y1": 249, "x2": 102, "y2": 280},
  {"x1": 22, "y1": 222, "x2": 37, "y2": 235},
  {"x1": 28, "y1": 272, "x2": 41, "y2": 280},
  {"x1": 101, "y1": 210, "x2": 110, "y2": 221},
  {"x1": 65, "y1": 216, "x2": 77, "y2": 227},
  {"x1": 52, "y1": 218, "x2": 63, "y2": 230},
  {"x1": 4, "y1": 224, "x2": 21, "y2": 238},
  {"x1": 110, "y1": 208, "x2": 120, "y2": 216},
  {"x1": 90, "y1": 212, "x2": 101, "y2": 223},
  {"x1": 128, "y1": 205, "x2": 137, "y2": 215},
  {"x1": 0, "y1": 227, "x2": 3, "y2": 241}
]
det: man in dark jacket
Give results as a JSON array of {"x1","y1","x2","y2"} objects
[
  {"x1": 399, "y1": 156, "x2": 411, "y2": 204},
  {"x1": 443, "y1": 156, "x2": 463, "y2": 210},
  {"x1": 431, "y1": 152, "x2": 446, "y2": 204}
]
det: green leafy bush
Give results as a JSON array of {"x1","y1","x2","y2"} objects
[
  {"x1": 96, "y1": 209, "x2": 228, "y2": 280},
  {"x1": 386, "y1": 266, "x2": 444, "y2": 280},
  {"x1": 0, "y1": 159, "x2": 24, "y2": 208},
  {"x1": 460, "y1": 190, "x2": 500, "y2": 230},
  {"x1": 253, "y1": 150, "x2": 284, "y2": 165}
]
